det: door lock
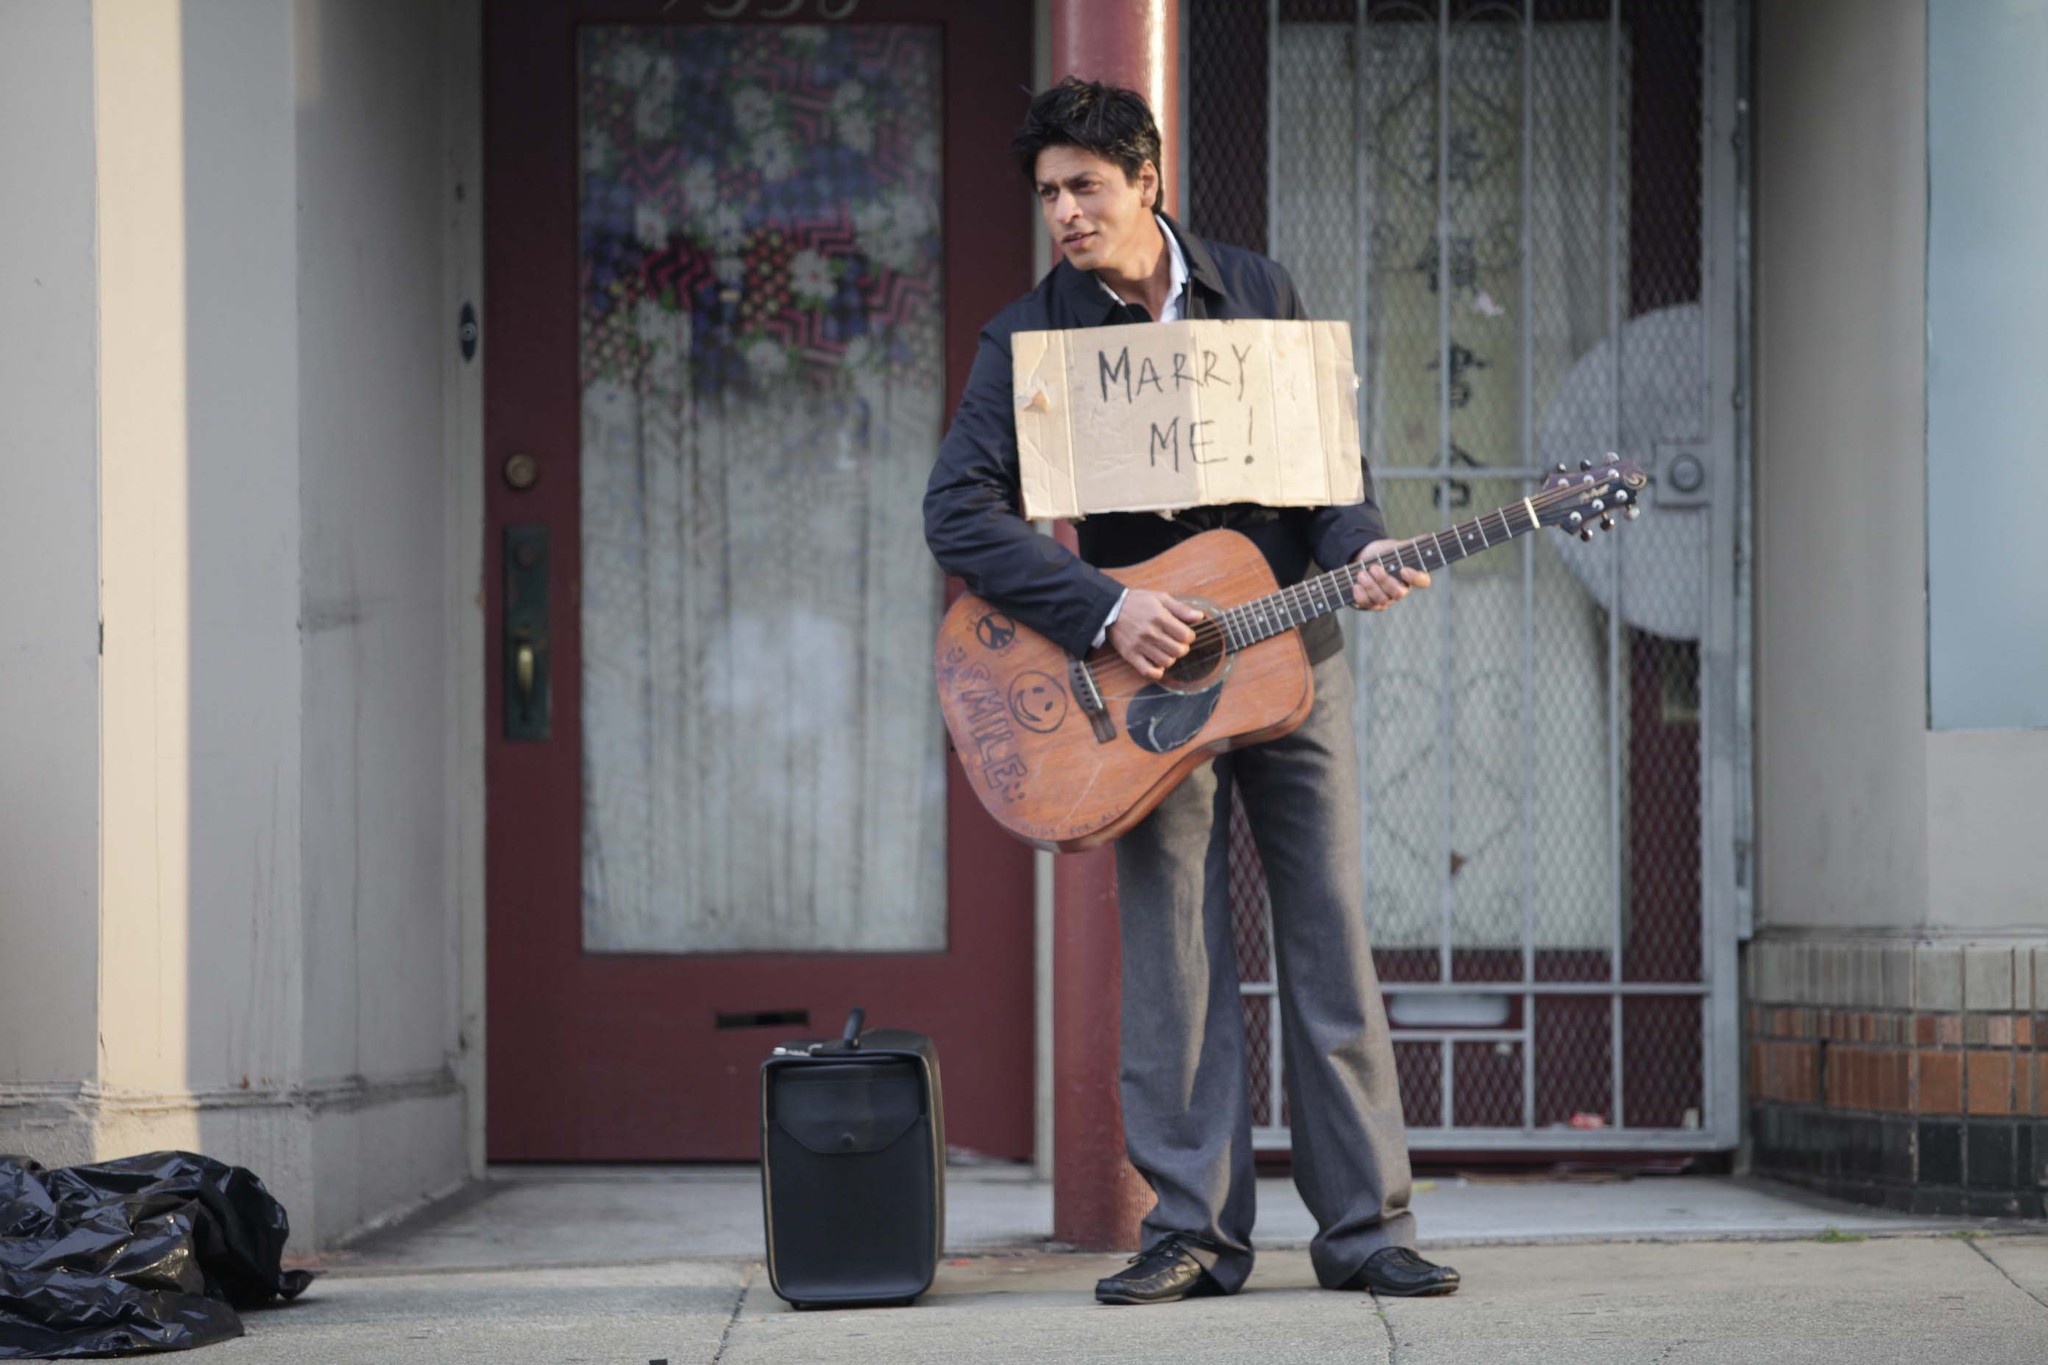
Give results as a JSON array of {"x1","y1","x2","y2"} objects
[
  {"x1": 504, "y1": 524, "x2": 550, "y2": 741},
  {"x1": 515, "y1": 638, "x2": 537, "y2": 702}
]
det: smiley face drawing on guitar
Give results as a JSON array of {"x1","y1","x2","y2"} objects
[{"x1": 935, "y1": 457, "x2": 1646, "y2": 851}]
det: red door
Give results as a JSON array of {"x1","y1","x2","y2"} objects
[{"x1": 485, "y1": 0, "x2": 1035, "y2": 1160}]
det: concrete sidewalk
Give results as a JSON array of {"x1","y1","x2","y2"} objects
[
  {"x1": 218, "y1": 1170, "x2": 2048, "y2": 1363},
  {"x1": 329, "y1": 1164, "x2": 1992, "y2": 1269}
]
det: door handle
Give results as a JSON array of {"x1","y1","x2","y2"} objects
[{"x1": 504, "y1": 524, "x2": 550, "y2": 741}]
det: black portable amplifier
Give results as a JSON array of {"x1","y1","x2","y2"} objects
[{"x1": 759, "y1": 1008, "x2": 945, "y2": 1308}]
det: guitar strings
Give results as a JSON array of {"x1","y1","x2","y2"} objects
[
  {"x1": 1085, "y1": 539, "x2": 1472, "y2": 697},
  {"x1": 1076, "y1": 479, "x2": 1610, "y2": 703}
]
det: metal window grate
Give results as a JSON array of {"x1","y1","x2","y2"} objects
[{"x1": 1195, "y1": 0, "x2": 1742, "y2": 1153}]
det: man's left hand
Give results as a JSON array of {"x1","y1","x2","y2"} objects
[{"x1": 1350, "y1": 540, "x2": 1431, "y2": 611}]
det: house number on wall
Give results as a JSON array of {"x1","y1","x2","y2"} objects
[{"x1": 701, "y1": 0, "x2": 859, "y2": 18}]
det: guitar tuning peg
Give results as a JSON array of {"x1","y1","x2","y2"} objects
[
  {"x1": 1579, "y1": 458, "x2": 1592, "y2": 471},
  {"x1": 1555, "y1": 463, "x2": 1568, "y2": 474},
  {"x1": 1625, "y1": 504, "x2": 1640, "y2": 521},
  {"x1": 1599, "y1": 514, "x2": 1615, "y2": 531},
  {"x1": 1579, "y1": 527, "x2": 1594, "y2": 542}
]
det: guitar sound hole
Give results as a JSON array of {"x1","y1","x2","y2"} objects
[{"x1": 1160, "y1": 609, "x2": 1228, "y2": 693}]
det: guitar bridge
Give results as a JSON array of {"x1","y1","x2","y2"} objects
[{"x1": 1069, "y1": 656, "x2": 1116, "y2": 744}]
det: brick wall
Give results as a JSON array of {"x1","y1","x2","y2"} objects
[{"x1": 1745, "y1": 939, "x2": 2048, "y2": 1216}]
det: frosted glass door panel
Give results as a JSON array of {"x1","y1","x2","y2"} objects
[{"x1": 578, "y1": 26, "x2": 947, "y2": 953}]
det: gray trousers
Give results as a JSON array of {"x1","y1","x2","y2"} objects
[{"x1": 1115, "y1": 648, "x2": 1415, "y2": 1291}]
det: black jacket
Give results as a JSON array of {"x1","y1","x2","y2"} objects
[{"x1": 922, "y1": 213, "x2": 1385, "y2": 661}]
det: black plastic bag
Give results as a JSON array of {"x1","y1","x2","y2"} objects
[{"x1": 0, "y1": 1151, "x2": 313, "y2": 1358}]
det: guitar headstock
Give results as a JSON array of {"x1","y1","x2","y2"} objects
[{"x1": 1536, "y1": 454, "x2": 1648, "y2": 542}]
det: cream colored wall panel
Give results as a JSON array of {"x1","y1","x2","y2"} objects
[{"x1": 95, "y1": 0, "x2": 195, "y2": 1097}]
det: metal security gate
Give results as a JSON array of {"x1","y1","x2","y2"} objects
[{"x1": 1186, "y1": 0, "x2": 1746, "y2": 1152}]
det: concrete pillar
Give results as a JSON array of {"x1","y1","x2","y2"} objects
[
  {"x1": 92, "y1": 0, "x2": 311, "y2": 1195},
  {"x1": 1046, "y1": 0, "x2": 1180, "y2": 1253}
]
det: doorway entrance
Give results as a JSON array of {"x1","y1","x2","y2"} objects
[{"x1": 484, "y1": 0, "x2": 1035, "y2": 1160}]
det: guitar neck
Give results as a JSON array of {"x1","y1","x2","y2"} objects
[{"x1": 1221, "y1": 496, "x2": 1544, "y2": 650}]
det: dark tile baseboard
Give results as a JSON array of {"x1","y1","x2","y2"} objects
[{"x1": 1750, "y1": 1103, "x2": 2048, "y2": 1218}]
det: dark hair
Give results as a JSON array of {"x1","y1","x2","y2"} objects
[{"x1": 1010, "y1": 77, "x2": 1163, "y2": 195}]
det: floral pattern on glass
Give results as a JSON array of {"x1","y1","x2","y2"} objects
[{"x1": 579, "y1": 24, "x2": 942, "y2": 395}]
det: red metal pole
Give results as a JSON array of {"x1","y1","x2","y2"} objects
[
  {"x1": 1047, "y1": 0, "x2": 1179, "y2": 1252},
  {"x1": 1051, "y1": 0, "x2": 1181, "y2": 216},
  {"x1": 1050, "y1": 837, "x2": 1151, "y2": 1251}
]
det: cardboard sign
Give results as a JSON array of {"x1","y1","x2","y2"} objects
[{"x1": 1012, "y1": 319, "x2": 1363, "y2": 520}]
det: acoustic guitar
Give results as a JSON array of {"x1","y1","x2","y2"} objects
[{"x1": 934, "y1": 457, "x2": 1648, "y2": 851}]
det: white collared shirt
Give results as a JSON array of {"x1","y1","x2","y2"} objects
[
  {"x1": 1089, "y1": 216, "x2": 1188, "y2": 648},
  {"x1": 1096, "y1": 214, "x2": 1190, "y2": 323}
]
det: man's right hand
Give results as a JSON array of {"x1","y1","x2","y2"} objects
[{"x1": 1108, "y1": 589, "x2": 1208, "y2": 681}]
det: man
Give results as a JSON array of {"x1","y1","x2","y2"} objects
[{"x1": 923, "y1": 78, "x2": 1459, "y2": 1305}]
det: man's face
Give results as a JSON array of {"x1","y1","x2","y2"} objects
[{"x1": 1033, "y1": 145, "x2": 1157, "y2": 273}]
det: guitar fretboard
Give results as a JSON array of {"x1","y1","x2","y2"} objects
[{"x1": 1217, "y1": 499, "x2": 1541, "y2": 651}]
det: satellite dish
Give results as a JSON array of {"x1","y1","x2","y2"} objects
[{"x1": 1537, "y1": 303, "x2": 1709, "y2": 642}]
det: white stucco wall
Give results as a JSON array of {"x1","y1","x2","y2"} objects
[
  {"x1": 1753, "y1": 0, "x2": 1930, "y2": 933},
  {"x1": 1, "y1": 0, "x2": 481, "y2": 1247},
  {"x1": 1925, "y1": 730, "x2": 2048, "y2": 934},
  {"x1": 292, "y1": 0, "x2": 476, "y2": 1240},
  {"x1": 1756, "y1": 0, "x2": 2047, "y2": 942},
  {"x1": 178, "y1": 0, "x2": 310, "y2": 1188},
  {"x1": 0, "y1": 2, "x2": 101, "y2": 1115},
  {"x1": 1916, "y1": 0, "x2": 2048, "y2": 934}
]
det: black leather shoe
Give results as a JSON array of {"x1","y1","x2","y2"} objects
[
  {"x1": 1340, "y1": 1246, "x2": 1461, "y2": 1297},
  {"x1": 1094, "y1": 1234, "x2": 1227, "y2": 1305}
]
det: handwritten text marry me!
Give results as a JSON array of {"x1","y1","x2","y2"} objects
[{"x1": 1012, "y1": 318, "x2": 1365, "y2": 521}]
